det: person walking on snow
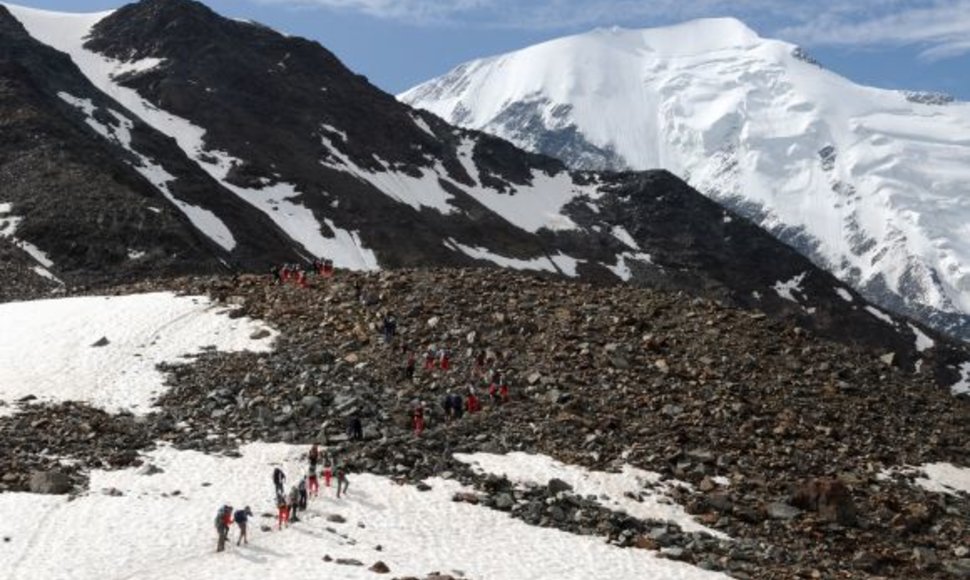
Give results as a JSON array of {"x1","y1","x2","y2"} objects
[
  {"x1": 215, "y1": 504, "x2": 233, "y2": 552},
  {"x1": 234, "y1": 506, "x2": 253, "y2": 546},
  {"x1": 308, "y1": 443, "x2": 320, "y2": 473},
  {"x1": 322, "y1": 453, "x2": 334, "y2": 488},
  {"x1": 335, "y1": 466, "x2": 349, "y2": 498},
  {"x1": 288, "y1": 485, "x2": 301, "y2": 522},
  {"x1": 273, "y1": 466, "x2": 286, "y2": 498},
  {"x1": 276, "y1": 493, "x2": 289, "y2": 529},
  {"x1": 298, "y1": 478, "x2": 308, "y2": 510},
  {"x1": 308, "y1": 467, "x2": 320, "y2": 497}
]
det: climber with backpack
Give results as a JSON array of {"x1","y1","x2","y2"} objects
[
  {"x1": 272, "y1": 466, "x2": 286, "y2": 498},
  {"x1": 234, "y1": 506, "x2": 253, "y2": 546},
  {"x1": 215, "y1": 504, "x2": 233, "y2": 552}
]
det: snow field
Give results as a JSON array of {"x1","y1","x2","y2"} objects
[
  {"x1": 0, "y1": 293, "x2": 276, "y2": 416},
  {"x1": 0, "y1": 443, "x2": 728, "y2": 580},
  {"x1": 880, "y1": 463, "x2": 970, "y2": 497}
]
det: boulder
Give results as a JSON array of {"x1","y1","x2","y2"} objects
[
  {"x1": 790, "y1": 478, "x2": 857, "y2": 526},
  {"x1": 28, "y1": 470, "x2": 72, "y2": 494}
]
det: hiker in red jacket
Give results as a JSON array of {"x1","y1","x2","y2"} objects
[
  {"x1": 423, "y1": 348, "x2": 435, "y2": 371},
  {"x1": 499, "y1": 381, "x2": 510, "y2": 404},
  {"x1": 413, "y1": 405, "x2": 426, "y2": 437},
  {"x1": 215, "y1": 504, "x2": 233, "y2": 552},
  {"x1": 276, "y1": 493, "x2": 289, "y2": 529},
  {"x1": 466, "y1": 391, "x2": 481, "y2": 414},
  {"x1": 438, "y1": 348, "x2": 450, "y2": 371}
]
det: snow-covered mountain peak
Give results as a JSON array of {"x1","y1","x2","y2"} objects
[
  {"x1": 402, "y1": 20, "x2": 970, "y2": 339},
  {"x1": 585, "y1": 17, "x2": 764, "y2": 54}
]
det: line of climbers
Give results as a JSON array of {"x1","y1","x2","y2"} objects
[
  {"x1": 270, "y1": 258, "x2": 336, "y2": 287},
  {"x1": 214, "y1": 443, "x2": 351, "y2": 553}
]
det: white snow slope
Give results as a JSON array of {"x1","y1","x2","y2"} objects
[
  {"x1": 401, "y1": 18, "x2": 970, "y2": 336},
  {"x1": 0, "y1": 292, "x2": 276, "y2": 416},
  {"x1": 0, "y1": 443, "x2": 727, "y2": 580}
]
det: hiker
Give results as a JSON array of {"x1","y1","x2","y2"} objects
[
  {"x1": 404, "y1": 351, "x2": 416, "y2": 381},
  {"x1": 474, "y1": 350, "x2": 487, "y2": 376},
  {"x1": 413, "y1": 404, "x2": 426, "y2": 437},
  {"x1": 288, "y1": 485, "x2": 301, "y2": 522},
  {"x1": 309, "y1": 443, "x2": 320, "y2": 467},
  {"x1": 347, "y1": 415, "x2": 363, "y2": 441},
  {"x1": 215, "y1": 504, "x2": 233, "y2": 552},
  {"x1": 273, "y1": 466, "x2": 286, "y2": 498},
  {"x1": 451, "y1": 393, "x2": 464, "y2": 419},
  {"x1": 438, "y1": 348, "x2": 451, "y2": 371},
  {"x1": 423, "y1": 348, "x2": 435, "y2": 371},
  {"x1": 382, "y1": 313, "x2": 397, "y2": 343},
  {"x1": 298, "y1": 478, "x2": 308, "y2": 510},
  {"x1": 335, "y1": 466, "x2": 349, "y2": 498},
  {"x1": 308, "y1": 467, "x2": 320, "y2": 497},
  {"x1": 295, "y1": 269, "x2": 308, "y2": 288},
  {"x1": 441, "y1": 394, "x2": 454, "y2": 421},
  {"x1": 276, "y1": 492, "x2": 289, "y2": 529},
  {"x1": 313, "y1": 259, "x2": 324, "y2": 275},
  {"x1": 270, "y1": 265, "x2": 282, "y2": 285},
  {"x1": 354, "y1": 279, "x2": 363, "y2": 302},
  {"x1": 466, "y1": 390, "x2": 481, "y2": 414},
  {"x1": 234, "y1": 506, "x2": 253, "y2": 546},
  {"x1": 499, "y1": 380, "x2": 510, "y2": 404},
  {"x1": 322, "y1": 259, "x2": 335, "y2": 278}
]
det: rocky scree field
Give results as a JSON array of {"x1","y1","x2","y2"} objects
[{"x1": 2, "y1": 268, "x2": 969, "y2": 579}]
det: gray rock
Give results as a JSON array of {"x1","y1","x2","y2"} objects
[
  {"x1": 494, "y1": 493, "x2": 515, "y2": 511},
  {"x1": 91, "y1": 336, "x2": 110, "y2": 347},
  {"x1": 29, "y1": 470, "x2": 72, "y2": 494},
  {"x1": 547, "y1": 478, "x2": 573, "y2": 494},
  {"x1": 766, "y1": 502, "x2": 801, "y2": 520},
  {"x1": 946, "y1": 559, "x2": 970, "y2": 578},
  {"x1": 335, "y1": 558, "x2": 364, "y2": 566}
]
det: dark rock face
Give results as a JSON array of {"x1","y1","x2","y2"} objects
[{"x1": 0, "y1": 4, "x2": 304, "y2": 289}]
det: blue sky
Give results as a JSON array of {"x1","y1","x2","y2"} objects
[{"x1": 13, "y1": 0, "x2": 970, "y2": 99}]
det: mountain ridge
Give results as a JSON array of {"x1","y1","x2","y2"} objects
[
  {"x1": 1, "y1": 0, "x2": 967, "y2": 389},
  {"x1": 400, "y1": 19, "x2": 970, "y2": 341}
]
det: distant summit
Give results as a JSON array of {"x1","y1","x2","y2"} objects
[{"x1": 401, "y1": 17, "x2": 970, "y2": 340}]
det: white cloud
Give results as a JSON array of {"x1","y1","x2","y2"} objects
[
  {"x1": 780, "y1": 1, "x2": 970, "y2": 60},
  {"x1": 252, "y1": 0, "x2": 970, "y2": 60}
]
